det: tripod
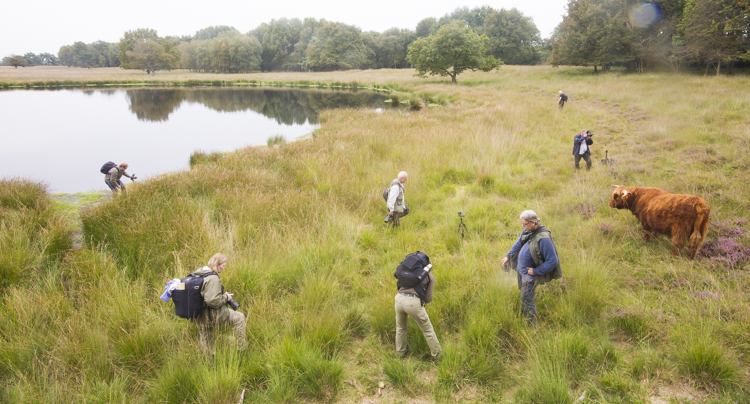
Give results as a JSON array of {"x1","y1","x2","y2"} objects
[{"x1": 458, "y1": 212, "x2": 468, "y2": 238}]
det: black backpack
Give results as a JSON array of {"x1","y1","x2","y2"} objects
[
  {"x1": 394, "y1": 251, "x2": 432, "y2": 301},
  {"x1": 172, "y1": 272, "x2": 218, "y2": 319},
  {"x1": 100, "y1": 161, "x2": 117, "y2": 174},
  {"x1": 561, "y1": 94, "x2": 568, "y2": 102}
]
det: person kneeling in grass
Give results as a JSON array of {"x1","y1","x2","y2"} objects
[
  {"x1": 501, "y1": 210, "x2": 562, "y2": 326},
  {"x1": 191, "y1": 253, "x2": 247, "y2": 355}
]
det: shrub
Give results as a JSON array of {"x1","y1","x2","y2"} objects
[
  {"x1": 189, "y1": 150, "x2": 223, "y2": 168},
  {"x1": 409, "y1": 97, "x2": 424, "y2": 111},
  {"x1": 678, "y1": 335, "x2": 736, "y2": 387},
  {"x1": 267, "y1": 134, "x2": 287, "y2": 147},
  {"x1": 382, "y1": 355, "x2": 417, "y2": 390},
  {"x1": 608, "y1": 307, "x2": 654, "y2": 340}
]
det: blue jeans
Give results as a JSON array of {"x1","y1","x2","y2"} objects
[
  {"x1": 105, "y1": 180, "x2": 124, "y2": 191},
  {"x1": 517, "y1": 272, "x2": 538, "y2": 326}
]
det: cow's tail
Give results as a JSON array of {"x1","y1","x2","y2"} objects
[{"x1": 688, "y1": 202, "x2": 710, "y2": 259}]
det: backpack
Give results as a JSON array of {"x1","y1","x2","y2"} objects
[
  {"x1": 383, "y1": 180, "x2": 402, "y2": 202},
  {"x1": 561, "y1": 94, "x2": 568, "y2": 102},
  {"x1": 172, "y1": 272, "x2": 217, "y2": 319},
  {"x1": 100, "y1": 161, "x2": 117, "y2": 174},
  {"x1": 394, "y1": 251, "x2": 432, "y2": 302}
]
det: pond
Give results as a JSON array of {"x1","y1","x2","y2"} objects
[{"x1": 0, "y1": 87, "x2": 391, "y2": 193}]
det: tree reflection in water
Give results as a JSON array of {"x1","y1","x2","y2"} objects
[{"x1": 125, "y1": 88, "x2": 390, "y2": 123}]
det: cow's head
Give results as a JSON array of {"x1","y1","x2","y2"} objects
[{"x1": 609, "y1": 186, "x2": 632, "y2": 209}]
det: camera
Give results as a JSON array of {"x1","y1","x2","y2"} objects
[
  {"x1": 458, "y1": 211, "x2": 465, "y2": 218},
  {"x1": 228, "y1": 298, "x2": 240, "y2": 309},
  {"x1": 586, "y1": 130, "x2": 594, "y2": 136}
]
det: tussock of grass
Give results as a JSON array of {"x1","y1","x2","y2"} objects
[{"x1": 2, "y1": 66, "x2": 750, "y2": 402}]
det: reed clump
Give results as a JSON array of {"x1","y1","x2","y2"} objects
[{"x1": 2, "y1": 66, "x2": 750, "y2": 402}]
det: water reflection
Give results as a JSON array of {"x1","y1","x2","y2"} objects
[
  {"x1": 126, "y1": 88, "x2": 389, "y2": 124},
  {"x1": 0, "y1": 87, "x2": 390, "y2": 193}
]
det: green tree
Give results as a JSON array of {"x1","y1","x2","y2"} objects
[
  {"x1": 193, "y1": 26, "x2": 239, "y2": 41},
  {"x1": 3, "y1": 55, "x2": 28, "y2": 68},
  {"x1": 416, "y1": 17, "x2": 438, "y2": 37},
  {"x1": 679, "y1": 0, "x2": 748, "y2": 75},
  {"x1": 482, "y1": 8, "x2": 542, "y2": 65},
  {"x1": 251, "y1": 18, "x2": 303, "y2": 72},
  {"x1": 407, "y1": 20, "x2": 501, "y2": 84},
  {"x1": 119, "y1": 29, "x2": 180, "y2": 74},
  {"x1": 125, "y1": 40, "x2": 179, "y2": 74},
  {"x1": 286, "y1": 18, "x2": 327, "y2": 71},
  {"x1": 551, "y1": 0, "x2": 638, "y2": 72},
  {"x1": 375, "y1": 28, "x2": 416, "y2": 68},
  {"x1": 439, "y1": 6, "x2": 495, "y2": 30},
  {"x1": 38, "y1": 52, "x2": 59, "y2": 66},
  {"x1": 306, "y1": 22, "x2": 371, "y2": 71},
  {"x1": 23, "y1": 53, "x2": 41, "y2": 65}
]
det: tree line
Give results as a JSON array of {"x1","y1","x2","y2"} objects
[
  {"x1": 1, "y1": 53, "x2": 59, "y2": 68},
  {"x1": 551, "y1": 0, "x2": 750, "y2": 74},
  {"x1": 19, "y1": 6, "x2": 540, "y2": 74}
]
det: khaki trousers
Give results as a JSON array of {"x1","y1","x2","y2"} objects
[
  {"x1": 197, "y1": 310, "x2": 247, "y2": 355},
  {"x1": 394, "y1": 294, "x2": 441, "y2": 358}
]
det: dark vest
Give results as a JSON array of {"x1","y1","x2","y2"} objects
[{"x1": 510, "y1": 227, "x2": 563, "y2": 285}]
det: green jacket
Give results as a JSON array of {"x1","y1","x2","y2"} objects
[
  {"x1": 192, "y1": 266, "x2": 230, "y2": 325},
  {"x1": 527, "y1": 230, "x2": 563, "y2": 285}
]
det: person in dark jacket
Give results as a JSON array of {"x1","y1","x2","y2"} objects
[
  {"x1": 500, "y1": 210, "x2": 562, "y2": 326},
  {"x1": 558, "y1": 90, "x2": 567, "y2": 110},
  {"x1": 572, "y1": 129, "x2": 594, "y2": 170}
]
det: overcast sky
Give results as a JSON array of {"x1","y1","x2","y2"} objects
[{"x1": 1, "y1": 0, "x2": 568, "y2": 56}]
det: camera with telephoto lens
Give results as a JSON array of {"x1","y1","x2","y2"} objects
[
  {"x1": 228, "y1": 298, "x2": 240, "y2": 309},
  {"x1": 586, "y1": 130, "x2": 594, "y2": 136},
  {"x1": 458, "y1": 211, "x2": 465, "y2": 218}
]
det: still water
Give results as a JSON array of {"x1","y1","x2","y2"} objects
[{"x1": 0, "y1": 88, "x2": 389, "y2": 193}]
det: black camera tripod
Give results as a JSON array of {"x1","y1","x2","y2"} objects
[{"x1": 458, "y1": 211, "x2": 468, "y2": 238}]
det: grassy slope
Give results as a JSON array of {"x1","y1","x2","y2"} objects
[{"x1": 1, "y1": 66, "x2": 749, "y2": 403}]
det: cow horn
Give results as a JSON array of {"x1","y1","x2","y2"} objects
[{"x1": 612, "y1": 184, "x2": 621, "y2": 188}]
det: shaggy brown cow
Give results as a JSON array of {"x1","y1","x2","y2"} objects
[{"x1": 609, "y1": 186, "x2": 710, "y2": 259}]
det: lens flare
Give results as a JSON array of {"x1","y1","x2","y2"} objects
[{"x1": 629, "y1": 2, "x2": 660, "y2": 28}]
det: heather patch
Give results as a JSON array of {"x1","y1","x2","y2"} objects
[{"x1": 698, "y1": 218, "x2": 750, "y2": 268}]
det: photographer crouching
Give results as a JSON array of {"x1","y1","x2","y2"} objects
[{"x1": 191, "y1": 253, "x2": 246, "y2": 355}]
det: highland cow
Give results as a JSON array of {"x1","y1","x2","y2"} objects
[{"x1": 609, "y1": 186, "x2": 710, "y2": 259}]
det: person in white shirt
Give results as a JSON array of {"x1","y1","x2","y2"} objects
[{"x1": 386, "y1": 171, "x2": 410, "y2": 226}]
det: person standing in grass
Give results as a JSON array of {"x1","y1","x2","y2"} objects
[
  {"x1": 104, "y1": 163, "x2": 135, "y2": 196},
  {"x1": 395, "y1": 268, "x2": 441, "y2": 359},
  {"x1": 191, "y1": 253, "x2": 247, "y2": 355},
  {"x1": 500, "y1": 210, "x2": 562, "y2": 326},
  {"x1": 558, "y1": 90, "x2": 568, "y2": 110},
  {"x1": 572, "y1": 129, "x2": 594, "y2": 170},
  {"x1": 386, "y1": 171, "x2": 410, "y2": 226}
]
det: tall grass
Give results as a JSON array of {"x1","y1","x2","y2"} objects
[{"x1": 2, "y1": 67, "x2": 750, "y2": 402}]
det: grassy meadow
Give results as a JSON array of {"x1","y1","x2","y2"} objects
[{"x1": 1, "y1": 65, "x2": 750, "y2": 403}]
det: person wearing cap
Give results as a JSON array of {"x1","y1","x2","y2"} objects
[
  {"x1": 104, "y1": 163, "x2": 136, "y2": 196},
  {"x1": 500, "y1": 210, "x2": 562, "y2": 326},
  {"x1": 572, "y1": 129, "x2": 594, "y2": 170}
]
